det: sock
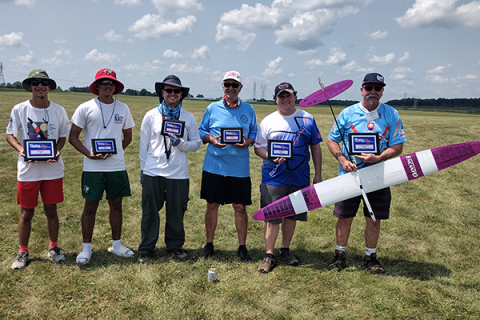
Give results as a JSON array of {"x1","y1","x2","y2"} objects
[
  {"x1": 82, "y1": 243, "x2": 92, "y2": 253},
  {"x1": 365, "y1": 247, "x2": 376, "y2": 256},
  {"x1": 19, "y1": 245, "x2": 29, "y2": 254},
  {"x1": 280, "y1": 247, "x2": 290, "y2": 253},
  {"x1": 49, "y1": 240, "x2": 58, "y2": 249},
  {"x1": 112, "y1": 239, "x2": 121, "y2": 251},
  {"x1": 238, "y1": 245, "x2": 246, "y2": 249},
  {"x1": 266, "y1": 253, "x2": 274, "y2": 259},
  {"x1": 336, "y1": 245, "x2": 346, "y2": 252}
]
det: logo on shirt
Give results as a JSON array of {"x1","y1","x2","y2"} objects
[
  {"x1": 114, "y1": 114, "x2": 124, "y2": 124},
  {"x1": 240, "y1": 115, "x2": 248, "y2": 124},
  {"x1": 367, "y1": 122, "x2": 375, "y2": 131}
]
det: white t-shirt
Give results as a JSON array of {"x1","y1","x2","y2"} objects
[
  {"x1": 71, "y1": 98, "x2": 135, "y2": 172},
  {"x1": 6, "y1": 100, "x2": 70, "y2": 181},
  {"x1": 139, "y1": 107, "x2": 200, "y2": 179}
]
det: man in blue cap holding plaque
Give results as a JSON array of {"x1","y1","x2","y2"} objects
[
  {"x1": 6, "y1": 69, "x2": 70, "y2": 269},
  {"x1": 137, "y1": 75, "x2": 200, "y2": 263},
  {"x1": 69, "y1": 68, "x2": 135, "y2": 264},
  {"x1": 326, "y1": 73, "x2": 407, "y2": 275}
]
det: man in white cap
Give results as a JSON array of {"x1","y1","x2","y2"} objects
[
  {"x1": 7, "y1": 69, "x2": 70, "y2": 269},
  {"x1": 137, "y1": 75, "x2": 200, "y2": 263},
  {"x1": 69, "y1": 68, "x2": 135, "y2": 264},
  {"x1": 198, "y1": 70, "x2": 257, "y2": 262}
]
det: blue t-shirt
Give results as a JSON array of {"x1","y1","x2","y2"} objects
[
  {"x1": 255, "y1": 109, "x2": 322, "y2": 187},
  {"x1": 328, "y1": 102, "x2": 407, "y2": 175},
  {"x1": 198, "y1": 100, "x2": 257, "y2": 177}
]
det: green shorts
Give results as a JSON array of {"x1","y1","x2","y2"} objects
[{"x1": 81, "y1": 171, "x2": 131, "y2": 201}]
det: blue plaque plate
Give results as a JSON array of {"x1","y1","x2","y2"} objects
[
  {"x1": 23, "y1": 139, "x2": 57, "y2": 161},
  {"x1": 161, "y1": 119, "x2": 185, "y2": 137},
  {"x1": 92, "y1": 139, "x2": 117, "y2": 155},
  {"x1": 348, "y1": 132, "x2": 379, "y2": 155},
  {"x1": 267, "y1": 140, "x2": 293, "y2": 160},
  {"x1": 221, "y1": 127, "x2": 244, "y2": 144}
]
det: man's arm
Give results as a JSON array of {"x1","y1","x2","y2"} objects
[
  {"x1": 310, "y1": 143, "x2": 322, "y2": 184},
  {"x1": 327, "y1": 137, "x2": 357, "y2": 172},
  {"x1": 122, "y1": 128, "x2": 132, "y2": 150},
  {"x1": 69, "y1": 124, "x2": 108, "y2": 160}
]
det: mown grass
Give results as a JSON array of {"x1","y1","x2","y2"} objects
[{"x1": 1, "y1": 91, "x2": 480, "y2": 319}]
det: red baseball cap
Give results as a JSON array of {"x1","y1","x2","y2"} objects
[{"x1": 89, "y1": 68, "x2": 124, "y2": 95}]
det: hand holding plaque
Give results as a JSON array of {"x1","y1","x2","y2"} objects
[
  {"x1": 23, "y1": 139, "x2": 58, "y2": 162},
  {"x1": 220, "y1": 127, "x2": 244, "y2": 144},
  {"x1": 267, "y1": 140, "x2": 293, "y2": 160},
  {"x1": 348, "y1": 133, "x2": 379, "y2": 155},
  {"x1": 92, "y1": 139, "x2": 117, "y2": 155},
  {"x1": 162, "y1": 119, "x2": 185, "y2": 138}
]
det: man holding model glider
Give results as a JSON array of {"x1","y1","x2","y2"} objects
[{"x1": 327, "y1": 73, "x2": 407, "y2": 275}]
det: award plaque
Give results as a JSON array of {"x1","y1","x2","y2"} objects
[
  {"x1": 348, "y1": 132, "x2": 380, "y2": 155},
  {"x1": 220, "y1": 127, "x2": 244, "y2": 144},
  {"x1": 23, "y1": 139, "x2": 57, "y2": 161},
  {"x1": 161, "y1": 119, "x2": 185, "y2": 138},
  {"x1": 92, "y1": 139, "x2": 117, "y2": 155},
  {"x1": 267, "y1": 140, "x2": 293, "y2": 160}
]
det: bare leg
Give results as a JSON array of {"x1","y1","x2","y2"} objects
[
  {"x1": 364, "y1": 217, "x2": 381, "y2": 249},
  {"x1": 264, "y1": 222, "x2": 279, "y2": 254},
  {"x1": 81, "y1": 199, "x2": 100, "y2": 243},
  {"x1": 18, "y1": 207, "x2": 35, "y2": 247},
  {"x1": 205, "y1": 202, "x2": 219, "y2": 243},
  {"x1": 280, "y1": 219, "x2": 297, "y2": 248},
  {"x1": 108, "y1": 197, "x2": 123, "y2": 241},
  {"x1": 335, "y1": 217, "x2": 354, "y2": 247},
  {"x1": 43, "y1": 203, "x2": 59, "y2": 242},
  {"x1": 233, "y1": 203, "x2": 248, "y2": 246}
]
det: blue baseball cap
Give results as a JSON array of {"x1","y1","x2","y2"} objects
[{"x1": 362, "y1": 73, "x2": 386, "y2": 86}]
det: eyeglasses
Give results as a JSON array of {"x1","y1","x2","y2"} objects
[
  {"x1": 223, "y1": 82, "x2": 240, "y2": 88},
  {"x1": 30, "y1": 79, "x2": 50, "y2": 87},
  {"x1": 363, "y1": 85, "x2": 383, "y2": 92},
  {"x1": 164, "y1": 88, "x2": 182, "y2": 94},
  {"x1": 100, "y1": 80, "x2": 116, "y2": 86}
]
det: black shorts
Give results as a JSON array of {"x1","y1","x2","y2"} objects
[
  {"x1": 333, "y1": 187, "x2": 391, "y2": 220},
  {"x1": 200, "y1": 171, "x2": 252, "y2": 205}
]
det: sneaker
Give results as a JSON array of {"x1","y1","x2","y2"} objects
[
  {"x1": 11, "y1": 252, "x2": 30, "y2": 270},
  {"x1": 173, "y1": 249, "x2": 187, "y2": 259},
  {"x1": 328, "y1": 250, "x2": 347, "y2": 271},
  {"x1": 48, "y1": 246, "x2": 66, "y2": 263},
  {"x1": 237, "y1": 246, "x2": 251, "y2": 263},
  {"x1": 363, "y1": 253, "x2": 388, "y2": 275},
  {"x1": 280, "y1": 248, "x2": 299, "y2": 266},
  {"x1": 201, "y1": 243, "x2": 214, "y2": 258},
  {"x1": 137, "y1": 253, "x2": 151, "y2": 264},
  {"x1": 258, "y1": 256, "x2": 276, "y2": 273}
]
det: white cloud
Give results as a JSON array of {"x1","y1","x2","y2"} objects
[
  {"x1": 287, "y1": 73, "x2": 295, "y2": 77},
  {"x1": 11, "y1": 50, "x2": 34, "y2": 65},
  {"x1": 152, "y1": 0, "x2": 203, "y2": 16},
  {"x1": 84, "y1": 49, "x2": 120, "y2": 63},
  {"x1": 129, "y1": 14, "x2": 197, "y2": 39},
  {"x1": 368, "y1": 53, "x2": 396, "y2": 65},
  {"x1": 365, "y1": 30, "x2": 388, "y2": 40},
  {"x1": 297, "y1": 49, "x2": 317, "y2": 55},
  {"x1": 192, "y1": 45, "x2": 210, "y2": 60},
  {"x1": 390, "y1": 66, "x2": 413, "y2": 80},
  {"x1": 0, "y1": 31, "x2": 25, "y2": 47},
  {"x1": 426, "y1": 64, "x2": 453, "y2": 75},
  {"x1": 114, "y1": 0, "x2": 141, "y2": 5},
  {"x1": 215, "y1": 24, "x2": 256, "y2": 51},
  {"x1": 13, "y1": 0, "x2": 36, "y2": 7},
  {"x1": 169, "y1": 63, "x2": 205, "y2": 73},
  {"x1": 397, "y1": 51, "x2": 410, "y2": 63},
  {"x1": 305, "y1": 59, "x2": 323, "y2": 69},
  {"x1": 395, "y1": 0, "x2": 480, "y2": 29},
  {"x1": 325, "y1": 47, "x2": 347, "y2": 66},
  {"x1": 124, "y1": 61, "x2": 163, "y2": 75},
  {"x1": 40, "y1": 56, "x2": 64, "y2": 67},
  {"x1": 455, "y1": 74, "x2": 478, "y2": 81},
  {"x1": 53, "y1": 37, "x2": 67, "y2": 44},
  {"x1": 426, "y1": 74, "x2": 449, "y2": 84},
  {"x1": 98, "y1": 30, "x2": 123, "y2": 42},
  {"x1": 163, "y1": 49, "x2": 183, "y2": 59},
  {"x1": 337, "y1": 60, "x2": 374, "y2": 75},
  {"x1": 263, "y1": 57, "x2": 283, "y2": 77}
]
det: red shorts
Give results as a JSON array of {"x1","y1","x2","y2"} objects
[{"x1": 17, "y1": 178, "x2": 64, "y2": 209}]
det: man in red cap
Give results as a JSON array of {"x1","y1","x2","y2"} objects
[{"x1": 69, "y1": 68, "x2": 135, "y2": 264}]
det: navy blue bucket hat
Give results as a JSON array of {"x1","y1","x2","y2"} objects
[{"x1": 155, "y1": 75, "x2": 190, "y2": 103}]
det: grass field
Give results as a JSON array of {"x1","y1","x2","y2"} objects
[{"x1": 1, "y1": 91, "x2": 480, "y2": 319}]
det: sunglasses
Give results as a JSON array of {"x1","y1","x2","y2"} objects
[
  {"x1": 363, "y1": 85, "x2": 383, "y2": 92},
  {"x1": 223, "y1": 82, "x2": 240, "y2": 88},
  {"x1": 164, "y1": 88, "x2": 182, "y2": 94},
  {"x1": 30, "y1": 79, "x2": 50, "y2": 87},
  {"x1": 100, "y1": 80, "x2": 117, "y2": 86}
]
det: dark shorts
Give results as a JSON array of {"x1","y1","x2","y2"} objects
[
  {"x1": 200, "y1": 171, "x2": 252, "y2": 206},
  {"x1": 333, "y1": 187, "x2": 392, "y2": 220},
  {"x1": 81, "y1": 171, "x2": 131, "y2": 201},
  {"x1": 260, "y1": 183, "x2": 308, "y2": 224}
]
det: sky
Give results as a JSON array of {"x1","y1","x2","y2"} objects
[{"x1": 1, "y1": 0, "x2": 480, "y2": 102}]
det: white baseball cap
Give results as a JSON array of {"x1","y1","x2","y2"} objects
[{"x1": 223, "y1": 70, "x2": 242, "y2": 84}]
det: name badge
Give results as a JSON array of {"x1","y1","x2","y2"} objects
[
  {"x1": 267, "y1": 140, "x2": 293, "y2": 160},
  {"x1": 92, "y1": 139, "x2": 117, "y2": 155},
  {"x1": 348, "y1": 132, "x2": 379, "y2": 155},
  {"x1": 366, "y1": 110, "x2": 379, "y2": 122},
  {"x1": 161, "y1": 119, "x2": 185, "y2": 137},
  {"x1": 220, "y1": 127, "x2": 244, "y2": 144},
  {"x1": 23, "y1": 139, "x2": 57, "y2": 161}
]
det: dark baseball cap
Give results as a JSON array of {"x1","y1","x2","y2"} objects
[
  {"x1": 362, "y1": 73, "x2": 386, "y2": 86},
  {"x1": 274, "y1": 82, "x2": 296, "y2": 97}
]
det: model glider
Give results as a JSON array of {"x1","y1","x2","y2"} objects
[
  {"x1": 253, "y1": 141, "x2": 480, "y2": 221},
  {"x1": 299, "y1": 80, "x2": 353, "y2": 108}
]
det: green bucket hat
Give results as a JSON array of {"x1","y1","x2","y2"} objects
[{"x1": 22, "y1": 69, "x2": 57, "y2": 91}]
